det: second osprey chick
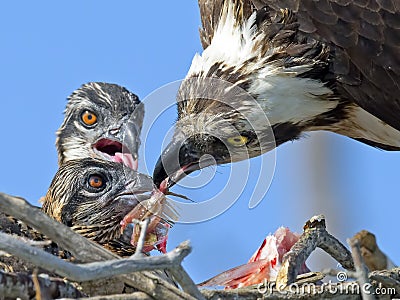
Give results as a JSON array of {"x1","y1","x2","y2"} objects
[{"x1": 57, "y1": 82, "x2": 144, "y2": 170}]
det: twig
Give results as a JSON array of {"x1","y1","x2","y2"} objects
[
  {"x1": 32, "y1": 269, "x2": 41, "y2": 300},
  {"x1": 128, "y1": 217, "x2": 204, "y2": 299},
  {"x1": 69, "y1": 292, "x2": 154, "y2": 300},
  {"x1": 0, "y1": 270, "x2": 84, "y2": 299},
  {"x1": 0, "y1": 231, "x2": 191, "y2": 282},
  {"x1": 369, "y1": 268, "x2": 400, "y2": 295},
  {"x1": 0, "y1": 192, "x2": 195, "y2": 300},
  {"x1": 348, "y1": 238, "x2": 376, "y2": 300},
  {"x1": 276, "y1": 215, "x2": 354, "y2": 288},
  {"x1": 131, "y1": 218, "x2": 150, "y2": 257},
  {"x1": 0, "y1": 193, "x2": 108, "y2": 261},
  {"x1": 170, "y1": 265, "x2": 206, "y2": 300},
  {"x1": 16, "y1": 237, "x2": 52, "y2": 247}
]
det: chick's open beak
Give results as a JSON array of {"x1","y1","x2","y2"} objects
[{"x1": 92, "y1": 119, "x2": 141, "y2": 171}]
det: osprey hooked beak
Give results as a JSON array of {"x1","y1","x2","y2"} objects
[
  {"x1": 153, "y1": 139, "x2": 200, "y2": 189},
  {"x1": 153, "y1": 135, "x2": 230, "y2": 189}
]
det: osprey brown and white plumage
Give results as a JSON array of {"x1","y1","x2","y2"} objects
[{"x1": 153, "y1": 0, "x2": 400, "y2": 186}]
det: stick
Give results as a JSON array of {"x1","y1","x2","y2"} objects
[
  {"x1": 0, "y1": 232, "x2": 192, "y2": 282},
  {"x1": 0, "y1": 270, "x2": 84, "y2": 299},
  {"x1": 0, "y1": 192, "x2": 195, "y2": 300},
  {"x1": 170, "y1": 265, "x2": 206, "y2": 300},
  {"x1": 128, "y1": 217, "x2": 205, "y2": 299},
  {"x1": 276, "y1": 215, "x2": 354, "y2": 288},
  {"x1": 348, "y1": 238, "x2": 376, "y2": 300},
  {"x1": 130, "y1": 218, "x2": 150, "y2": 257}
]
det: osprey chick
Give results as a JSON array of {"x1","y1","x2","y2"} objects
[
  {"x1": 154, "y1": 0, "x2": 400, "y2": 186},
  {"x1": 42, "y1": 158, "x2": 173, "y2": 256},
  {"x1": 57, "y1": 82, "x2": 144, "y2": 170}
]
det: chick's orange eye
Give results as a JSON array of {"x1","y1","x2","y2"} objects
[
  {"x1": 88, "y1": 175, "x2": 104, "y2": 188},
  {"x1": 81, "y1": 110, "x2": 97, "y2": 126}
]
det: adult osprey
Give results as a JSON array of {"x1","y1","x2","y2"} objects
[{"x1": 153, "y1": 0, "x2": 400, "y2": 187}]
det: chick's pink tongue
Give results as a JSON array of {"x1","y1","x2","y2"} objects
[{"x1": 114, "y1": 152, "x2": 137, "y2": 170}]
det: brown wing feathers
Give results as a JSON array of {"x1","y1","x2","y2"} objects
[
  {"x1": 198, "y1": 0, "x2": 254, "y2": 48},
  {"x1": 198, "y1": 0, "x2": 400, "y2": 131}
]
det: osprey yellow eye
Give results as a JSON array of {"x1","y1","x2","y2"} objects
[
  {"x1": 227, "y1": 135, "x2": 248, "y2": 147},
  {"x1": 81, "y1": 110, "x2": 97, "y2": 126},
  {"x1": 88, "y1": 175, "x2": 104, "y2": 189}
]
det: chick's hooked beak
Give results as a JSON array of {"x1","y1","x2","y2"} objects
[
  {"x1": 122, "y1": 119, "x2": 141, "y2": 168},
  {"x1": 92, "y1": 119, "x2": 141, "y2": 171}
]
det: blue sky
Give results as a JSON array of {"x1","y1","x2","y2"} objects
[{"x1": 1, "y1": 1, "x2": 399, "y2": 284}]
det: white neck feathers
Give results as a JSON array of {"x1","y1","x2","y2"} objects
[{"x1": 187, "y1": 2, "x2": 337, "y2": 127}]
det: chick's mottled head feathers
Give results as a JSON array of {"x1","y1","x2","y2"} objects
[
  {"x1": 56, "y1": 82, "x2": 144, "y2": 170},
  {"x1": 42, "y1": 158, "x2": 175, "y2": 255}
]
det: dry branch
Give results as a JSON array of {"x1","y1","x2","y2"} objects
[
  {"x1": 348, "y1": 237, "x2": 375, "y2": 300},
  {"x1": 170, "y1": 265, "x2": 206, "y2": 300},
  {"x1": 0, "y1": 193, "x2": 108, "y2": 262},
  {"x1": 126, "y1": 218, "x2": 204, "y2": 298},
  {"x1": 0, "y1": 232, "x2": 191, "y2": 282},
  {"x1": 369, "y1": 268, "x2": 400, "y2": 294},
  {"x1": 72, "y1": 292, "x2": 154, "y2": 300},
  {"x1": 276, "y1": 215, "x2": 354, "y2": 288},
  {"x1": 0, "y1": 270, "x2": 84, "y2": 299},
  {"x1": 131, "y1": 218, "x2": 151, "y2": 256},
  {"x1": 0, "y1": 192, "x2": 196, "y2": 299},
  {"x1": 1, "y1": 193, "x2": 399, "y2": 300}
]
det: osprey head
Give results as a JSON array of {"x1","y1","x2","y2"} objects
[
  {"x1": 56, "y1": 82, "x2": 144, "y2": 170},
  {"x1": 153, "y1": 3, "x2": 337, "y2": 188},
  {"x1": 155, "y1": 0, "x2": 400, "y2": 189},
  {"x1": 153, "y1": 77, "x2": 275, "y2": 188}
]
